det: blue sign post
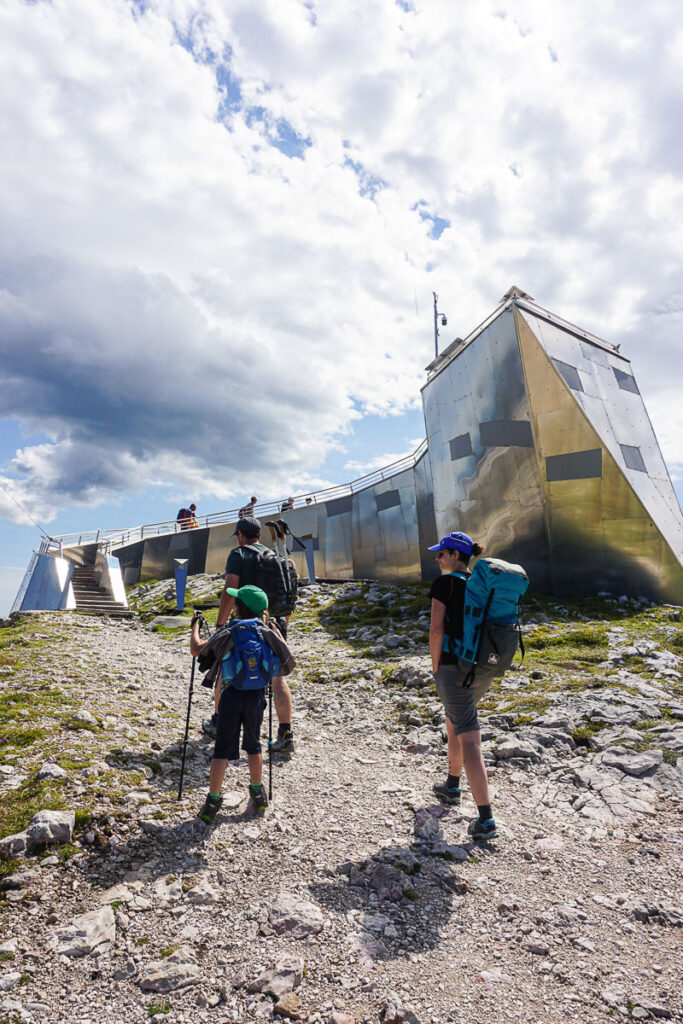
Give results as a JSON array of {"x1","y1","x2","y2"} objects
[{"x1": 173, "y1": 558, "x2": 189, "y2": 611}]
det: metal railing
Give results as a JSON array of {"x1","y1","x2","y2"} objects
[{"x1": 43, "y1": 438, "x2": 429, "y2": 554}]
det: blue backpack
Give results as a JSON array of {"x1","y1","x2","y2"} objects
[
  {"x1": 221, "y1": 620, "x2": 278, "y2": 690},
  {"x1": 448, "y1": 558, "x2": 529, "y2": 679}
]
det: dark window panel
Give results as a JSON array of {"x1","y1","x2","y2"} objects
[
  {"x1": 326, "y1": 496, "x2": 353, "y2": 517},
  {"x1": 552, "y1": 358, "x2": 584, "y2": 392},
  {"x1": 613, "y1": 366, "x2": 640, "y2": 394},
  {"x1": 546, "y1": 448, "x2": 602, "y2": 481},
  {"x1": 449, "y1": 433, "x2": 473, "y2": 461},
  {"x1": 619, "y1": 444, "x2": 647, "y2": 473},
  {"x1": 375, "y1": 490, "x2": 401, "y2": 512},
  {"x1": 480, "y1": 420, "x2": 534, "y2": 448}
]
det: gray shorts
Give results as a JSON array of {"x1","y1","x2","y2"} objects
[{"x1": 434, "y1": 661, "x2": 496, "y2": 735}]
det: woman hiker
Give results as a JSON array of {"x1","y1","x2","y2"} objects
[{"x1": 428, "y1": 531, "x2": 498, "y2": 840}]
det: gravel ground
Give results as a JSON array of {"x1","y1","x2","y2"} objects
[{"x1": 0, "y1": 581, "x2": 681, "y2": 1024}]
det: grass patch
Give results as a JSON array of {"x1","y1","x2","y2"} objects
[
  {"x1": 147, "y1": 1001, "x2": 171, "y2": 1017},
  {"x1": 160, "y1": 945, "x2": 181, "y2": 958},
  {"x1": 662, "y1": 749, "x2": 678, "y2": 766},
  {"x1": 0, "y1": 776, "x2": 67, "y2": 841},
  {"x1": 571, "y1": 722, "x2": 607, "y2": 747}
]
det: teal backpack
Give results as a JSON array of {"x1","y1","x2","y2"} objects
[{"x1": 447, "y1": 558, "x2": 529, "y2": 681}]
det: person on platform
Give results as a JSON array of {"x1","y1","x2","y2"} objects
[{"x1": 176, "y1": 503, "x2": 197, "y2": 530}]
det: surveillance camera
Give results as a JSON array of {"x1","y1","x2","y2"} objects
[{"x1": 441, "y1": 315, "x2": 447, "y2": 327}]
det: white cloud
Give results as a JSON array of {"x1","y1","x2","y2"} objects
[{"x1": 0, "y1": 0, "x2": 682, "y2": 525}]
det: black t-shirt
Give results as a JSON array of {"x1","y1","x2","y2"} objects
[
  {"x1": 224, "y1": 542, "x2": 269, "y2": 586},
  {"x1": 429, "y1": 571, "x2": 469, "y2": 665}
]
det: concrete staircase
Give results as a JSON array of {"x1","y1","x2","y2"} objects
[{"x1": 70, "y1": 566, "x2": 133, "y2": 617}]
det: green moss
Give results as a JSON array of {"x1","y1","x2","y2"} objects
[
  {"x1": 74, "y1": 809, "x2": 93, "y2": 829},
  {"x1": 147, "y1": 1001, "x2": 171, "y2": 1017},
  {"x1": 160, "y1": 945, "x2": 181, "y2": 958},
  {"x1": 662, "y1": 749, "x2": 678, "y2": 766},
  {"x1": 571, "y1": 722, "x2": 607, "y2": 747},
  {"x1": 0, "y1": 777, "x2": 67, "y2": 841}
]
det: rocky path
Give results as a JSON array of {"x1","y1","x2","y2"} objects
[{"x1": 0, "y1": 582, "x2": 682, "y2": 1024}]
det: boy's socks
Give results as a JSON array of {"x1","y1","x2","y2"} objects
[
  {"x1": 249, "y1": 782, "x2": 265, "y2": 793},
  {"x1": 278, "y1": 723, "x2": 292, "y2": 736},
  {"x1": 209, "y1": 792, "x2": 222, "y2": 802},
  {"x1": 447, "y1": 774, "x2": 461, "y2": 790},
  {"x1": 477, "y1": 803, "x2": 493, "y2": 823}
]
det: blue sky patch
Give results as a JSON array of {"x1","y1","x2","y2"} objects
[
  {"x1": 413, "y1": 201, "x2": 450, "y2": 239},
  {"x1": 245, "y1": 107, "x2": 311, "y2": 158},
  {"x1": 344, "y1": 158, "x2": 387, "y2": 199}
]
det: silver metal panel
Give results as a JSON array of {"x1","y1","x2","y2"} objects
[{"x1": 421, "y1": 305, "x2": 553, "y2": 589}]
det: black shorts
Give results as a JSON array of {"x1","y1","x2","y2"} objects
[{"x1": 213, "y1": 686, "x2": 265, "y2": 760}]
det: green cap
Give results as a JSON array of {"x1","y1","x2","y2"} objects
[{"x1": 226, "y1": 584, "x2": 268, "y2": 615}]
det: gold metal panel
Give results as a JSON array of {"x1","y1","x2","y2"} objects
[{"x1": 516, "y1": 308, "x2": 683, "y2": 602}]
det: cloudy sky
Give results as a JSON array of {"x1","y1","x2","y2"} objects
[{"x1": 1, "y1": 0, "x2": 682, "y2": 613}]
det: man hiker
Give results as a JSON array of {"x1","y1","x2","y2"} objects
[
  {"x1": 217, "y1": 517, "x2": 296, "y2": 753},
  {"x1": 191, "y1": 585, "x2": 294, "y2": 822}
]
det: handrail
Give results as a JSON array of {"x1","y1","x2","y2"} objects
[{"x1": 43, "y1": 438, "x2": 429, "y2": 553}]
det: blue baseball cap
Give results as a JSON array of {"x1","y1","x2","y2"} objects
[{"x1": 428, "y1": 531, "x2": 474, "y2": 555}]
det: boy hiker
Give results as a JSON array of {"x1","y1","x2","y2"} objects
[
  {"x1": 217, "y1": 516, "x2": 297, "y2": 753},
  {"x1": 191, "y1": 584, "x2": 295, "y2": 822}
]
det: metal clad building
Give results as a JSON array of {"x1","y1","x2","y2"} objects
[{"x1": 36, "y1": 291, "x2": 682, "y2": 606}]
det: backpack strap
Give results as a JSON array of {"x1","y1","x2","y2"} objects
[{"x1": 462, "y1": 587, "x2": 495, "y2": 688}]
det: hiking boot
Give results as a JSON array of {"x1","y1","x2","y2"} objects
[
  {"x1": 202, "y1": 713, "x2": 218, "y2": 737},
  {"x1": 433, "y1": 781, "x2": 461, "y2": 805},
  {"x1": 198, "y1": 794, "x2": 222, "y2": 824},
  {"x1": 269, "y1": 731, "x2": 294, "y2": 754},
  {"x1": 468, "y1": 817, "x2": 498, "y2": 840},
  {"x1": 248, "y1": 783, "x2": 268, "y2": 817}
]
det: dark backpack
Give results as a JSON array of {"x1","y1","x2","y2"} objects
[
  {"x1": 245, "y1": 545, "x2": 298, "y2": 618},
  {"x1": 177, "y1": 507, "x2": 191, "y2": 521},
  {"x1": 446, "y1": 557, "x2": 529, "y2": 679}
]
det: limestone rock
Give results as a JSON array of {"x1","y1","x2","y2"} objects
[
  {"x1": 0, "y1": 974, "x2": 22, "y2": 993},
  {"x1": 36, "y1": 762, "x2": 68, "y2": 781},
  {"x1": 138, "y1": 947, "x2": 201, "y2": 992},
  {"x1": 249, "y1": 956, "x2": 304, "y2": 999},
  {"x1": 73, "y1": 708, "x2": 98, "y2": 727},
  {"x1": 25, "y1": 810, "x2": 75, "y2": 849},
  {"x1": 53, "y1": 906, "x2": 115, "y2": 957},
  {"x1": 496, "y1": 738, "x2": 541, "y2": 761},
  {"x1": 599, "y1": 747, "x2": 663, "y2": 777},
  {"x1": 269, "y1": 894, "x2": 323, "y2": 937},
  {"x1": 0, "y1": 831, "x2": 28, "y2": 857}
]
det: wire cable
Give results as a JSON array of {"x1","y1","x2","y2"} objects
[{"x1": 0, "y1": 478, "x2": 50, "y2": 538}]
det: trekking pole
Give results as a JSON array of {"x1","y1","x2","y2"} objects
[
  {"x1": 268, "y1": 676, "x2": 273, "y2": 801},
  {"x1": 265, "y1": 521, "x2": 291, "y2": 603},
  {"x1": 274, "y1": 520, "x2": 293, "y2": 601},
  {"x1": 178, "y1": 611, "x2": 203, "y2": 800}
]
